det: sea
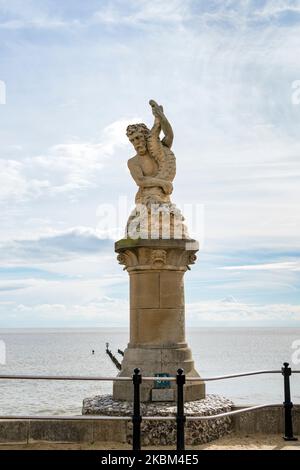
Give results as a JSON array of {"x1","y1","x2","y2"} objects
[{"x1": 0, "y1": 327, "x2": 299, "y2": 416}]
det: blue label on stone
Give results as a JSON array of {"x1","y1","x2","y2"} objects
[{"x1": 154, "y1": 373, "x2": 171, "y2": 389}]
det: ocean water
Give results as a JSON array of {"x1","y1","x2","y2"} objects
[{"x1": 0, "y1": 327, "x2": 299, "y2": 415}]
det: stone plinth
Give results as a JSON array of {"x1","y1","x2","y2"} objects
[
  {"x1": 82, "y1": 394, "x2": 233, "y2": 446},
  {"x1": 113, "y1": 238, "x2": 205, "y2": 402}
]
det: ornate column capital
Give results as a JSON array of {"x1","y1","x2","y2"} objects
[{"x1": 115, "y1": 238, "x2": 199, "y2": 272}]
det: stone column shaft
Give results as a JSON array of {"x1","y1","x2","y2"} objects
[
  {"x1": 113, "y1": 239, "x2": 205, "y2": 402},
  {"x1": 130, "y1": 269, "x2": 185, "y2": 346}
]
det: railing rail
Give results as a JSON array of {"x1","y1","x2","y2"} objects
[
  {"x1": 0, "y1": 374, "x2": 131, "y2": 381},
  {"x1": 0, "y1": 362, "x2": 299, "y2": 450},
  {"x1": 0, "y1": 404, "x2": 282, "y2": 421},
  {"x1": 187, "y1": 370, "x2": 282, "y2": 381},
  {"x1": 1, "y1": 368, "x2": 299, "y2": 381}
]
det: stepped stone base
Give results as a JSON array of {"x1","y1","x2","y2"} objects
[
  {"x1": 82, "y1": 394, "x2": 233, "y2": 446},
  {"x1": 113, "y1": 345, "x2": 205, "y2": 402}
]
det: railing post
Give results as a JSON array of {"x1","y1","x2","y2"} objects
[
  {"x1": 282, "y1": 362, "x2": 298, "y2": 441},
  {"x1": 132, "y1": 368, "x2": 142, "y2": 450},
  {"x1": 176, "y1": 368, "x2": 186, "y2": 451}
]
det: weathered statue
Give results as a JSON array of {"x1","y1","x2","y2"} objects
[
  {"x1": 127, "y1": 100, "x2": 176, "y2": 205},
  {"x1": 126, "y1": 100, "x2": 188, "y2": 239},
  {"x1": 83, "y1": 99, "x2": 205, "y2": 408}
]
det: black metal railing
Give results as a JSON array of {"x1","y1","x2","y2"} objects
[
  {"x1": 132, "y1": 368, "x2": 142, "y2": 451},
  {"x1": 0, "y1": 362, "x2": 299, "y2": 450},
  {"x1": 282, "y1": 362, "x2": 298, "y2": 441},
  {"x1": 176, "y1": 368, "x2": 186, "y2": 451}
]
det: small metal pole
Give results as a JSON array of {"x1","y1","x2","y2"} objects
[
  {"x1": 132, "y1": 368, "x2": 142, "y2": 450},
  {"x1": 176, "y1": 368, "x2": 186, "y2": 451},
  {"x1": 282, "y1": 362, "x2": 298, "y2": 441}
]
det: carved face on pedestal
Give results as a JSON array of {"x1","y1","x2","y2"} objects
[{"x1": 129, "y1": 131, "x2": 147, "y2": 156}]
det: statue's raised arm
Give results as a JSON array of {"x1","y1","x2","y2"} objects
[
  {"x1": 125, "y1": 99, "x2": 188, "y2": 239},
  {"x1": 149, "y1": 100, "x2": 174, "y2": 149},
  {"x1": 126, "y1": 100, "x2": 176, "y2": 207}
]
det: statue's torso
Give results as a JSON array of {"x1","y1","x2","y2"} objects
[
  {"x1": 129, "y1": 153, "x2": 168, "y2": 205},
  {"x1": 138, "y1": 153, "x2": 158, "y2": 177}
]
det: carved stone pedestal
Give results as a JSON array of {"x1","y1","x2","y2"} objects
[{"x1": 113, "y1": 238, "x2": 205, "y2": 402}]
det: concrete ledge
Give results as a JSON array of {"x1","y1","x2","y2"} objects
[
  {"x1": 232, "y1": 405, "x2": 300, "y2": 435},
  {"x1": 0, "y1": 420, "x2": 28, "y2": 444},
  {"x1": 0, "y1": 419, "x2": 127, "y2": 444},
  {"x1": 29, "y1": 420, "x2": 94, "y2": 443},
  {"x1": 0, "y1": 406, "x2": 299, "y2": 444},
  {"x1": 93, "y1": 419, "x2": 127, "y2": 443}
]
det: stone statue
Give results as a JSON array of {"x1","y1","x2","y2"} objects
[
  {"x1": 83, "y1": 99, "x2": 205, "y2": 407},
  {"x1": 126, "y1": 100, "x2": 188, "y2": 239},
  {"x1": 113, "y1": 100, "x2": 204, "y2": 402},
  {"x1": 127, "y1": 100, "x2": 176, "y2": 205}
]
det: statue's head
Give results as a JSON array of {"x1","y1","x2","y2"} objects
[{"x1": 126, "y1": 123, "x2": 150, "y2": 156}]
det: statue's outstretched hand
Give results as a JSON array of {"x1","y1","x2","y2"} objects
[
  {"x1": 149, "y1": 99, "x2": 164, "y2": 120},
  {"x1": 149, "y1": 99, "x2": 174, "y2": 148}
]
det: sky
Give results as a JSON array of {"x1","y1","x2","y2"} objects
[{"x1": 0, "y1": 0, "x2": 300, "y2": 327}]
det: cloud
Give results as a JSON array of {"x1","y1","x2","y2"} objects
[
  {"x1": 0, "y1": 281, "x2": 30, "y2": 292},
  {"x1": 0, "y1": 18, "x2": 74, "y2": 30},
  {"x1": 31, "y1": 118, "x2": 135, "y2": 194},
  {"x1": 0, "y1": 0, "x2": 191, "y2": 31},
  {"x1": 93, "y1": 0, "x2": 191, "y2": 26},
  {"x1": 186, "y1": 299, "x2": 300, "y2": 325},
  {"x1": 0, "y1": 266, "x2": 73, "y2": 281},
  {"x1": 0, "y1": 0, "x2": 81, "y2": 30},
  {"x1": 0, "y1": 118, "x2": 138, "y2": 203},
  {"x1": 0, "y1": 271, "x2": 126, "y2": 315},
  {"x1": 1, "y1": 296, "x2": 299, "y2": 327},
  {"x1": 190, "y1": 0, "x2": 300, "y2": 28},
  {"x1": 221, "y1": 295, "x2": 238, "y2": 303},
  {"x1": 1, "y1": 0, "x2": 300, "y2": 327},
  {"x1": 0, "y1": 226, "x2": 113, "y2": 263},
  {"x1": 0, "y1": 296, "x2": 128, "y2": 327},
  {"x1": 253, "y1": 0, "x2": 300, "y2": 19},
  {"x1": 0, "y1": 158, "x2": 51, "y2": 203},
  {"x1": 90, "y1": 0, "x2": 300, "y2": 32},
  {"x1": 0, "y1": 159, "x2": 28, "y2": 202},
  {"x1": 219, "y1": 261, "x2": 300, "y2": 271}
]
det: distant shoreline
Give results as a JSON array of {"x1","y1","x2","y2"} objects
[{"x1": 1, "y1": 325, "x2": 300, "y2": 334}]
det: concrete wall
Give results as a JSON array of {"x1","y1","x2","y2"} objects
[
  {"x1": 0, "y1": 406, "x2": 299, "y2": 444},
  {"x1": 232, "y1": 405, "x2": 300, "y2": 435},
  {"x1": 0, "y1": 419, "x2": 128, "y2": 445}
]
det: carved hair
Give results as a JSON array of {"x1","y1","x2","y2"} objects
[
  {"x1": 126, "y1": 123, "x2": 150, "y2": 139},
  {"x1": 126, "y1": 122, "x2": 166, "y2": 166}
]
